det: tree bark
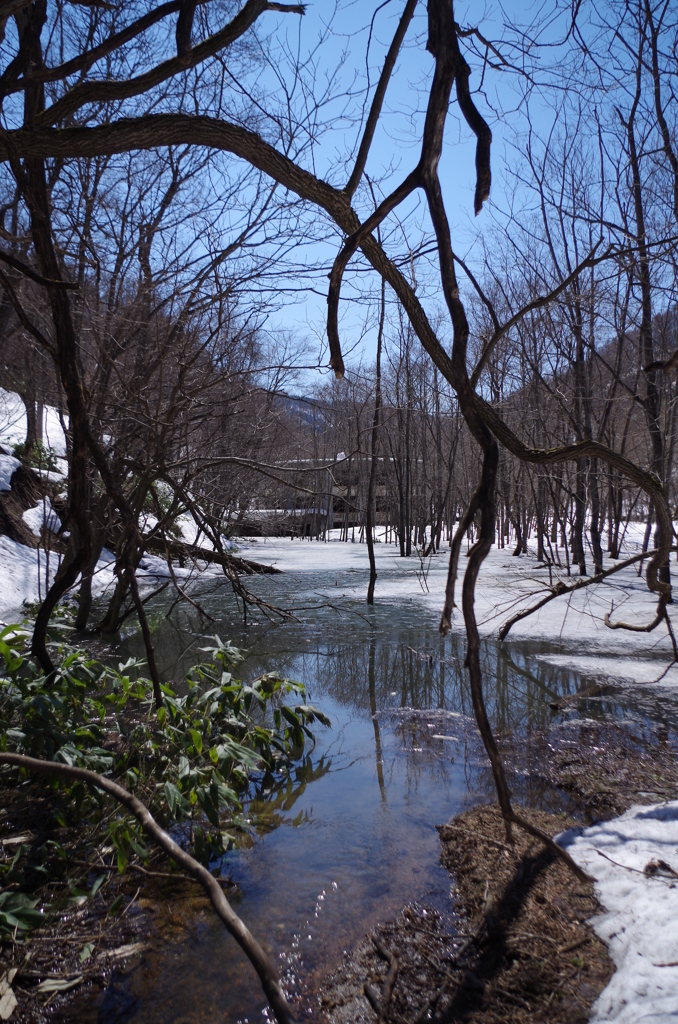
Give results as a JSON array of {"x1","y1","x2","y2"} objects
[{"x1": 366, "y1": 278, "x2": 385, "y2": 605}]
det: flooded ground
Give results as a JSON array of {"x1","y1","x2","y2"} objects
[{"x1": 71, "y1": 557, "x2": 678, "y2": 1023}]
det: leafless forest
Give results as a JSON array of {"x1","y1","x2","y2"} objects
[{"x1": 0, "y1": 0, "x2": 677, "y2": 1019}]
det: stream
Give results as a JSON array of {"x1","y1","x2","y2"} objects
[{"x1": 71, "y1": 556, "x2": 678, "y2": 1024}]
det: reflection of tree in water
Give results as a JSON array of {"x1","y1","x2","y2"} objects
[
  {"x1": 115, "y1": 585, "x2": 678, "y2": 825},
  {"x1": 368, "y1": 639, "x2": 386, "y2": 799},
  {"x1": 292, "y1": 634, "x2": 465, "y2": 714},
  {"x1": 239, "y1": 756, "x2": 332, "y2": 844}
]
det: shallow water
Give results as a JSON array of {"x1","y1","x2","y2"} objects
[{"x1": 74, "y1": 559, "x2": 678, "y2": 1023}]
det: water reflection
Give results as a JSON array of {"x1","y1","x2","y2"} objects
[
  {"x1": 368, "y1": 641, "x2": 386, "y2": 800},
  {"x1": 246, "y1": 756, "x2": 332, "y2": 839},
  {"x1": 75, "y1": 562, "x2": 678, "y2": 1024}
]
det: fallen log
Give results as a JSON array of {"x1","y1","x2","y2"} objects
[{"x1": 143, "y1": 535, "x2": 281, "y2": 576}]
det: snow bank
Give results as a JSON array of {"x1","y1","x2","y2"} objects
[
  {"x1": 0, "y1": 537, "x2": 56, "y2": 614},
  {"x1": 560, "y1": 803, "x2": 678, "y2": 1023},
  {"x1": 22, "y1": 498, "x2": 62, "y2": 537},
  {"x1": 172, "y1": 514, "x2": 235, "y2": 550},
  {"x1": 0, "y1": 454, "x2": 20, "y2": 492},
  {"x1": 0, "y1": 538, "x2": 196, "y2": 622}
]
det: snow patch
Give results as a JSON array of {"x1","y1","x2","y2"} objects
[
  {"x1": 0, "y1": 387, "x2": 67, "y2": 456},
  {"x1": 22, "y1": 498, "x2": 62, "y2": 538},
  {"x1": 536, "y1": 654, "x2": 678, "y2": 687},
  {"x1": 0, "y1": 454, "x2": 20, "y2": 492},
  {"x1": 0, "y1": 536, "x2": 57, "y2": 613},
  {"x1": 561, "y1": 802, "x2": 678, "y2": 1023}
]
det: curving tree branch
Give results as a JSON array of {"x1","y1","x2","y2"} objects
[
  {"x1": 0, "y1": 753, "x2": 297, "y2": 1024},
  {"x1": 36, "y1": 0, "x2": 306, "y2": 128}
]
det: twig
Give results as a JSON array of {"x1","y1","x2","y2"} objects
[
  {"x1": 510, "y1": 811, "x2": 593, "y2": 883},
  {"x1": 557, "y1": 935, "x2": 590, "y2": 955},
  {"x1": 365, "y1": 935, "x2": 399, "y2": 1021},
  {"x1": 595, "y1": 848, "x2": 673, "y2": 879},
  {"x1": 499, "y1": 548, "x2": 663, "y2": 640}
]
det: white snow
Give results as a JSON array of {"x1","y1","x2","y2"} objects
[
  {"x1": 0, "y1": 454, "x2": 20, "y2": 492},
  {"x1": 22, "y1": 498, "x2": 62, "y2": 537},
  {"x1": 172, "y1": 514, "x2": 235, "y2": 551},
  {"x1": 0, "y1": 536, "x2": 57, "y2": 614},
  {"x1": 235, "y1": 530, "x2": 678, "y2": 668},
  {"x1": 560, "y1": 803, "x2": 678, "y2": 1023},
  {"x1": 0, "y1": 535, "x2": 197, "y2": 622},
  {"x1": 0, "y1": 387, "x2": 67, "y2": 457},
  {"x1": 536, "y1": 653, "x2": 678, "y2": 687}
]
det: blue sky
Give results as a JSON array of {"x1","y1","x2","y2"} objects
[{"x1": 254, "y1": 0, "x2": 563, "y2": 382}]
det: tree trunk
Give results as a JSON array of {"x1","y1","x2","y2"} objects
[
  {"x1": 589, "y1": 458, "x2": 604, "y2": 574},
  {"x1": 366, "y1": 280, "x2": 385, "y2": 604},
  {"x1": 572, "y1": 460, "x2": 587, "y2": 575}
]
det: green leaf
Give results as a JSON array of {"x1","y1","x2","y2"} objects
[
  {"x1": 0, "y1": 891, "x2": 43, "y2": 933},
  {"x1": 281, "y1": 705, "x2": 301, "y2": 727},
  {"x1": 217, "y1": 736, "x2": 261, "y2": 770},
  {"x1": 164, "y1": 782, "x2": 191, "y2": 819},
  {"x1": 90, "y1": 875, "x2": 106, "y2": 897},
  {"x1": 295, "y1": 704, "x2": 332, "y2": 727},
  {"x1": 196, "y1": 787, "x2": 220, "y2": 828},
  {"x1": 5, "y1": 728, "x2": 27, "y2": 743},
  {"x1": 108, "y1": 894, "x2": 125, "y2": 916},
  {"x1": 80, "y1": 941, "x2": 94, "y2": 963},
  {"x1": 189, "y1": 729, "x2": 203, "y2": 754},
  {"x1": 117, "y1": 844, "x2": 128, "y2": 874}
]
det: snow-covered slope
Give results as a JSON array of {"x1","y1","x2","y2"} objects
[
  {"x1": 0, "y1": 453, "x2": 20, "y2": 491},
  {"x1": 22, "y1": 497, "x2": 61, "y2": 537}
]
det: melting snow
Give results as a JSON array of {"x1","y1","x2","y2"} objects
[
  {"x1": 0, "y1": 454, "x2": 20, "y2": 492},
  {"x1": 560, "y1": 803, "x2": 678, "y2": 1023},
  {"x1": 22, "y1": 498, "x2": 62, "y2": 537},
  {"x1": 0, "y1": 387, "x2": 67, "y2": 456}
]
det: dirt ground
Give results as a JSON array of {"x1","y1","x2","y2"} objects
[{"x1": 318, "y1": 722, "x2": 678, "y2": 1024}]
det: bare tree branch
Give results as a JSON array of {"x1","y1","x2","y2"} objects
[{"x1": 0, "y1": 753, "x2": 296, "y2": 1024}]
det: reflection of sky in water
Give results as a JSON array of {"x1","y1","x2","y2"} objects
[{"x1": 78, "y1": 564, "x2": 678, "y2": 1024}]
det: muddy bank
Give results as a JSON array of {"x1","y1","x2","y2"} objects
[
  {"x1": 318, "y1": 722, "x2": 678, "y2": 1024},
  {"x1": 319, "y1": 806, "x2": 612, "y2": 1024},
  {"x1": 503, "y1": 717, "x2": 678, "y2": 820}
]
